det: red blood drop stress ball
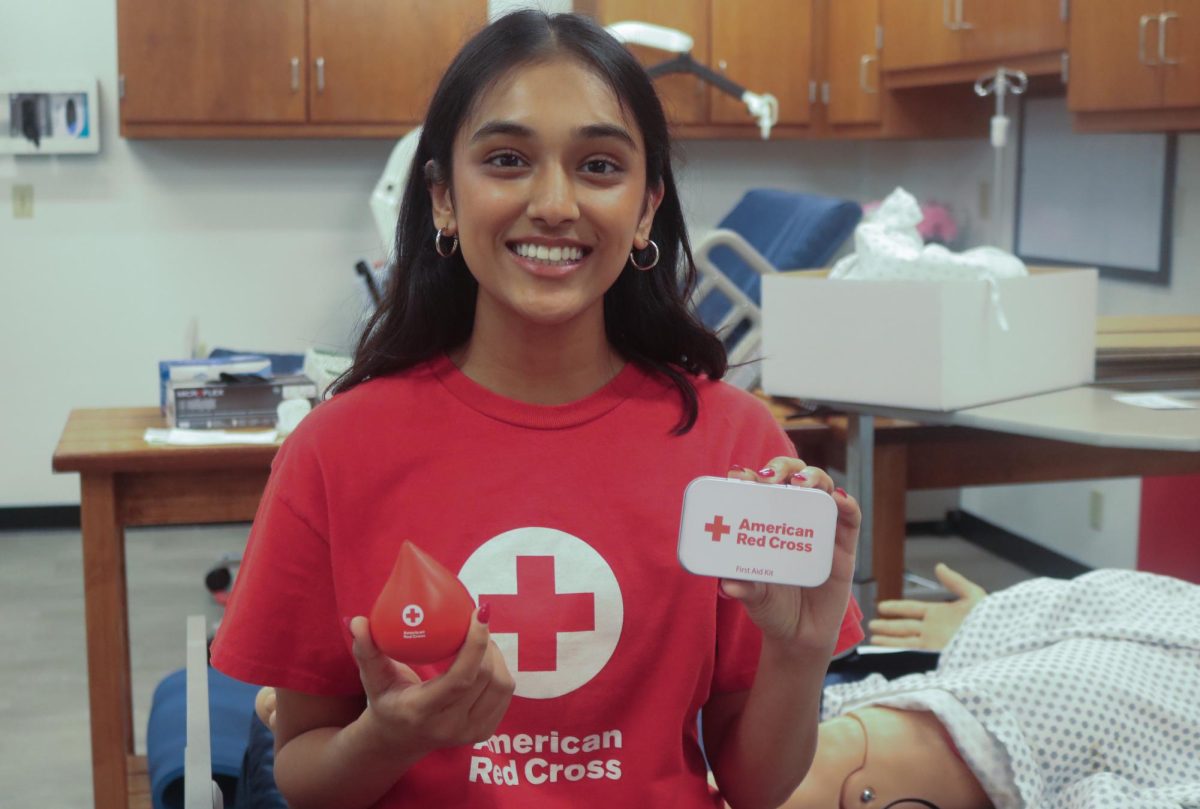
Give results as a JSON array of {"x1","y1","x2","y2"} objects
[{"x1": 369, "y1": 541, "x2": 477, "y2": 664}]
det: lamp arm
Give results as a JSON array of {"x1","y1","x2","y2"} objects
[{"x1": 645, "y1": 53, "x2": 779, "y2": 139}]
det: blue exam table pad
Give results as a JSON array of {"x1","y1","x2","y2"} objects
[{"x1": 147, "y1": 667, "x2": 260, "y2": 809}]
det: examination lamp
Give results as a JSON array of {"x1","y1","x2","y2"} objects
[{"x1": 605, "y1": 20, "x2": 779, "y2": 140}]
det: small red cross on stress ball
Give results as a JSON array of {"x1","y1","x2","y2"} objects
[
  {"x1": 405, "y1": 607, "x2": 422, "y2": 624},
  {"x1": 705, "y1": 515, "x2": 731, "y2": 542}
]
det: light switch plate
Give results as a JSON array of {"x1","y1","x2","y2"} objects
[
  {"x1": 12, "y1": 184, "x2": 32, "y2": 218},
  {"x1": 677, "y1": 476, "x2": 837, "y2": 587}
]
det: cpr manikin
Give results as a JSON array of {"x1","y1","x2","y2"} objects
[{"x1": 784, "y1": 708, "x2": 991, "y2": 809}]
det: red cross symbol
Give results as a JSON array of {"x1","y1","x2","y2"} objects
[
  {"x1": 480, "y1": 555, "x2": 595, "y2": 672},
  {"x1": 705, "y1": 515, "x2": 731, "y2": 542},
  {"x1": 404, "y1": 606, "x2": 422, "y2": 626}
]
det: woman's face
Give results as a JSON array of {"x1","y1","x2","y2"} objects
[{"x1": 430, "y1": 56, "x2": 662, "y2": 331}]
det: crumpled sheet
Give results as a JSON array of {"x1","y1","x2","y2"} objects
[
  {"x1": 822, "y1": 570, "x2": 1200, "y2": 809},
  {"x1": 830, "y1": 187, "x2": 1027, "y2": 282}
]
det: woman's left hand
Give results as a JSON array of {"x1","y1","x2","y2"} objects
[{"x1": 721, "y1": 458, "x2": 861, "y2": 654}]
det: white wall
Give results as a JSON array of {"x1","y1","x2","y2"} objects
[{"x1": 960, "y1": 134, "x2": 1199, "y2": 570}]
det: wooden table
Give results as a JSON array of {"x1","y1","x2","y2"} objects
[
  {"x1": 52, "y1": 408, "x2": 276, "y2": 809},
  {"x1": 52, "y1": 399, "x2": 1200, "y2": 809},
  {"x1": 791, "y1": 385, "x2": 1200, "y2": 609}
]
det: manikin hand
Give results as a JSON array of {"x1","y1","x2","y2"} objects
[
  {"x1": 723, "y1": 458, "x2": 860, "y2": 654},
  {"x1": 255, "y1": 686, "x2": 278, "y2": 731},
  {"x1": 868, "y1": 563, "x2": 987, "y2": 651},
  {"x1": 346, "y1": 611, "x2": 515, "y2": 753}
]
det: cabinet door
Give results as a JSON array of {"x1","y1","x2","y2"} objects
[
  {"x1": 827, "y1": 0, "x2": 881, "y2": 125},
  {"x1": 710, "y1": 0, "x2": 813, "y2": 126},
  {"x1": 579, "y1": 0, "x2": 711, "y2": 125},
  {"x1": 308, "y1": 0, "x2": 487, "y2": 124},
  {"x1": 1162, "y1": 0, "x2": 1200, "y2": 107},
  {"x1": 958, "y1": 0, "x2": 1067, "y2": 63},
  {"x1": 880, "y1": 0, "x2": 962, "y2": 71},
  {"x1": 118, "y1": 0, "x2": 306, "y2": 123},
  {"x1": 1068, "y1": 0, "x2": 1164, "y2": 111}
]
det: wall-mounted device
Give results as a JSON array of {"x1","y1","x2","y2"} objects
[{"x1": 1, "y1": 77, "x2": 100, "y2": 154}]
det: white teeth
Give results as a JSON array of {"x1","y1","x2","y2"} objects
[{"x1": 513, "y1": 243, "x2": 584, "y2": 263}]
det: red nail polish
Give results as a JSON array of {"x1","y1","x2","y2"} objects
[
  {"x1": 758, "y1": 467, "x2": 776, "y2": 477},
  {"x1": 791, "y1": 470, "x2": 811, "y2": 485},
  {"x1": 478, "y1": 602, "x2": 491, "y2": 625},
  {"x1": 342, "y1": 616, "x2": 352, "y2": 631},
  {"x1": 729, "y1": 464, "x2": 747, "y2": 472},
  {"x1": 835, "y1": 487, "x2": 848, "y2": 498},
  {"x1": 717, "y1": 584, "x2": 732, "y2": 600}
]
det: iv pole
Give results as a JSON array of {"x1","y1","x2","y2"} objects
[
  {"x1": 974, "y1": 67, "x2": 1028, "y2": 246},
  {"x1": 606, "y1": 21, "x2": 779, "y2": 140}
]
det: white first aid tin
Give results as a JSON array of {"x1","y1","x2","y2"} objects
[{"x1": 677, "y1": 476, "x2": 837, "y2": 587}]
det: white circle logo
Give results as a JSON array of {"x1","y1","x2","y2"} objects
[
  {"x1": 458, "y1": 527, "x2": 623, "y2": 699},
  {"x1": 401, "y1": 604, "x2": 425, "y2": 627}
]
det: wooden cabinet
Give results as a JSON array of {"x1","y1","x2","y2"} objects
[
  {"x1": 710, "y1": 0, "x2": 814, "y2": 126},
  {"x1": 1075, "y1": 1, "x2": 1200, "y2": 110},
  {"x1": 308, "y1": 0, "x2": 484, "y2": 124},
  {"x1": 579, "y1": 0, "x2": 711, "y2": 125},
  {"x1": 118, "y1": 0, "x2": 486, "y2": 137},
  {"x1": 820, "y1": 0, "x2": 989, "y2": 139},
  {"x1": 826, "y1": 0, "x2": 883, "y2": 126},
  {"x1": 1068, "y1": 0, "x2": 1200, "y2": 130},
  {"x1": 881, "y1": 0, "x2": 1067, "y2": 87},
  {"x1": 117, "y1": 0, "x2": 308, "y2": 124},
  {"x1": 578, "y1": 0, "x2": 817, "y2": 136}
]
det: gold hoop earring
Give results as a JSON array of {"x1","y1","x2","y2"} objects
[
  {"x1": 435, "y1": 228, "x2": 458, "y2": 258},
  {"x1": 629, "y1": 239, "x2": 659, "y2": 271}
]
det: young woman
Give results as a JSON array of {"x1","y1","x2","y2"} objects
[{"x1": 211, "y1": 11, "x2": 863, "y2": 809}]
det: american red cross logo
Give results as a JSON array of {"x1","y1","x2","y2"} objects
[
  {"x1": 402, "y1": 604, "x2": 424, "y2": 627},
  {"x1": 705, "y1": 515, "x2": 731, "y2": 542},
  {"x1": 480, "y1": 555, "x2": 596, "y2": 672}
]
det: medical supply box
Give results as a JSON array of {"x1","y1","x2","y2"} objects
[{"x1": 761, "y1": 267, "x2": 1098, "y2": 411}]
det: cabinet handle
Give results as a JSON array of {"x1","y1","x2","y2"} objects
[
  {"x1": 1159, "y1": 12, "x2": 1179, "y2": 65},
  {"x1": 1138, "y1": 14, "x2": 1159, "y2": 66},
  {"x1": 859, "y1": 54, "x2": 878, "y2": 94},
  {"x1": 943, "y1": 0, "x2": 956, "y2": 30},
  {"x1": 290, "y1": 58, "x2": 300, "y2": 92},
  {"x1": 955, "y1": 0, "x2": 973, "y2": 30},
  {"x1": 316, "y1": 57, "x2": 326, "y2": 93}
]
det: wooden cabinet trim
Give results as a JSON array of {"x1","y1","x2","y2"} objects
[{"x1": 885, "y1": 51, "x2": 1064, "y2": 90}]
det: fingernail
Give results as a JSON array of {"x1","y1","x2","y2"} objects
[
  {"x1": 477, "y1": 602, "x2": 491, "y2": 624},
  {"x1": 790, "y1": 469, "x2": 812, "y2": 485},
  {"x1": 342, "y1": 616, "x2": 352, "y2": 631},
  {"x1": 835, "y1": 487, "x2": 848, "y2": 498},
  {"x1": 757, "y1": 467, "x2": 776, "y2": 477},
  {"x1": 717, "y1": 584, "x2": 733, "y2": 600},
  {"x1": 729, "y1": 464, "x2": 747, "y2": 473}
]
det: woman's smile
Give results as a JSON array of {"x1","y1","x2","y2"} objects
[{"x1": 505, "y1": 238, "x2": 594, "y2": 278}]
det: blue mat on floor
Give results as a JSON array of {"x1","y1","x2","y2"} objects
[{"x1": 147, "y1": 667, "x2": 259, "y2": 809}]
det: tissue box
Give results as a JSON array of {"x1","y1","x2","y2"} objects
[{"x1": 761, "y1": 267, "x2": 1098, "y2": 411}]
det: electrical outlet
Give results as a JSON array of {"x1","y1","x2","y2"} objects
[
  {"x1": 1088, "y1": 489, "x2": 1103, "y2": 531},
  {"x1": 12, "y1": 184, "x2": 33, "y2": 218}
]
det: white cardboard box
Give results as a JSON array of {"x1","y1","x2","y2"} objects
[{"x1": 761, "y1": 267, "x2": 1098, "y2": 411}]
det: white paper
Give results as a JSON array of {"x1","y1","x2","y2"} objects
[
  {"x1": 144, "y1": 428, "x2": 280, "y2": 446},
  {"x1": 1112, "y1": 393, "x2": 1197, "y2": 411}
]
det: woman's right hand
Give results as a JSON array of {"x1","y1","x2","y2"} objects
[{"x1": 347, "y1": 608, "x2": 515, "y2": 755}]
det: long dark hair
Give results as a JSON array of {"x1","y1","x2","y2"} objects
[{"x1": 333, "y1": 10, "x2": 726, "y2": 433}]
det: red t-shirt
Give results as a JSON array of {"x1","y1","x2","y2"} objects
[{"x1": 211, "y1": 356, "x2": 863, "y2": 808}]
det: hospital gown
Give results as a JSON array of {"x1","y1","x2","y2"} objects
[{"x1": 822, "y1": 570, "x2": 1200, "y2": 809}]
